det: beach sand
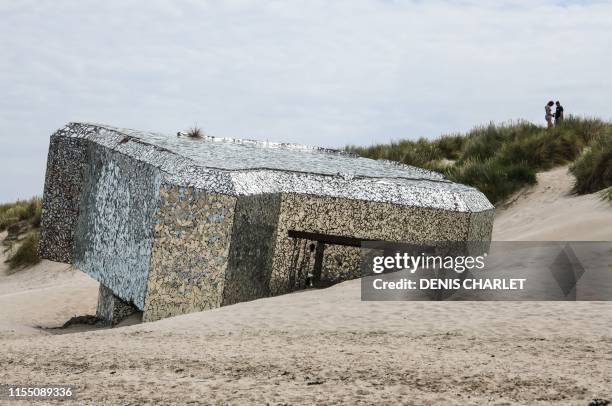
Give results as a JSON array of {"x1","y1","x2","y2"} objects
[
  {"x1": 1, "y1": 167, "x2": 611, "y2": 405},
  {"x1": 493, "y1": 166, "x2": 612, "y2": 241}
]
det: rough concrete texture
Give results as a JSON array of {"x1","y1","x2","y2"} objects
[
  {"x1": 39, "y1": 122, "x2": 494, "y2": 322},
  {"x1": 143, "y1": 186, "x2": 236, "y2": 322},
  {"x1": 96, "y1": 284, "x2": 139, "y2": 326},
  {"x1": 38, "y1": 136, "x2": 88, "y2": 263},
  {"x1": 268, "y1": 194, "x2": 475, "y2": 296}
]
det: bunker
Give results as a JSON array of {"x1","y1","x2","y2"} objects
[{"x1": 39, "y1": 123, "x2": 494, "y2": 323}]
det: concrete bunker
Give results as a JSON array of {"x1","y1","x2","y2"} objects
[{"x1": 38, "y1": 122, "x2": 494, "y2": 324}]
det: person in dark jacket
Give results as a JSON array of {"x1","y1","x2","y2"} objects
[{"x1": 554, "y1": 101, "x2": 564, "y2": 126}]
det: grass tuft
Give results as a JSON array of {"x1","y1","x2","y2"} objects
[
  {"x1": 6, "y1": 230, "x2": 41, "y2": 270},
  {"x1": 186, "y1": 126, "x2": 204, "y2": 139},
  {"x1": 0, "y1": 197, "x2": 42, "y2": 231},
  {"x1": 599, "y1": 187, "x2": 612, "y2": 204},
  {"x1": 1, "y1": 197, "x2": 43, "y2": 271},
  {"x1": 570, "y1": 129, "x2": 612, "y2": 194}
]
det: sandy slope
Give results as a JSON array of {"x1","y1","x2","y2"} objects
[
  {"x1": 1, "y1": 167, "x2": 611, "y2": 405},
  {"x1": 0, "y1": 231, "x2": 99, "y2": 332},
  {"x1": 493, "y1": 166, "x2": 612, "y2": 241}
]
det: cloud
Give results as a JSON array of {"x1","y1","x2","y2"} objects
[{"x1": 0, "y1": 0, "x2": 610, "y2": 201}]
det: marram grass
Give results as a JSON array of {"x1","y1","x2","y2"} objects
[{"x1": 347, "y1": 116, "x2": 612, "y2": 204}]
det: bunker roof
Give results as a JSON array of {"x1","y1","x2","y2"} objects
[{"x1": 53, "y1": 122, "x2": 494, "y2": 213}]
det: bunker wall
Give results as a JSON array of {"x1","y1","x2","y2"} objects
[
  {"x1": 269, "y1": 194, "x2": 477, "y2": 295},
  {"x1": 222, "y1": 193, "x2": 281, "y2": 306},
  {"x1": 72, "y1": 142, "x2": 163, "y2": 309},
  {"x1": 143, "y1": 185, "x2": 237, "y2": 322},
  {"x1": 39, "y1": 135, "x2": 88, "y2": 263}
]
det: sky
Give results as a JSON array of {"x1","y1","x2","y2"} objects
[{"x1": 1, "y1": 0, "x2": 611, "y2": 202}]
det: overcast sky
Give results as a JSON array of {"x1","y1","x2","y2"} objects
[{"x1": 1, "y1": 0, "x2": 611, "y2": 202}]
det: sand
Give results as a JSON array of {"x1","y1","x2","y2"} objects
[
  {"x1": 1, "y1": 167, "x2": 611, "y2": 405},
  {"x1": 493, "y1": 166, "x2": 612, "y2": 241},
  {"x1": 0, "y1": 239, "x2": 98, "y2": 331}
]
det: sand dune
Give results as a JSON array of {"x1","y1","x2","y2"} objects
[
  {"x1": 0, "y1": 231, "x2": 99, "y2": 332},
  {"x1": 493, "y1": 166, "x2": 612, "y2": 241},
  {"x1": 1, "y1": 167, "x2": 611, "y2": 405}
]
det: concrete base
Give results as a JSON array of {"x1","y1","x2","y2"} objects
[{"x1": 96, "y1": 284, "x2": 139, "y2": 326}]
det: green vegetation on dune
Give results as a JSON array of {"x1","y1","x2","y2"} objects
[
  {"x1": 599, "y1": 187, "x2": 612, "y2": 204},
  {"x1": 1, "y1": 197, "x2": 42, "y2": 270},
  {"x1": 570, "y1": 129, "x2": 612, "y2": 195},
  {"x1": 347, "y1": 116, "x2": 612, "y2": 204},
  {"x1": 444, "y1": 159, "x2": 536, "y2": 204},
  {"x1": 6, "y1": 231, "x2": 41, "y2": 269},
  {"x1": 0, "y1": 197, "x2": 42, "y2": 231}
]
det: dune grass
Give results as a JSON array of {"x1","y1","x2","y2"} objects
[
  {"x1": 0, "y1": 197, "x2": 42, "y2": 231},
  {"x1": 599, "y1": 187, "x2": 612, "y2": 204},
  {"x1": 1, "y1": 197, "x2": 42, "y2": 270},
  {"x1": 570, "y1": 128, "x2": 612, "y2": 195},
  {"x1": 347, "y1": 116, "x2": 612, "y2": 204},
  {"x1": 5, "y1": 230, "x2": 41, "y2": 270},
  {"x1": 186, "y1": 126, "x2": 204, "y2": 138}
]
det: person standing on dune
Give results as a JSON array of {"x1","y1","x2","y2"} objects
[
  {"x1": 554, "y1": 101, "x2": 564, "y2": 126},
  {"x1": 545, "y1": 101, "x2": 554, "y2": 128}
]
